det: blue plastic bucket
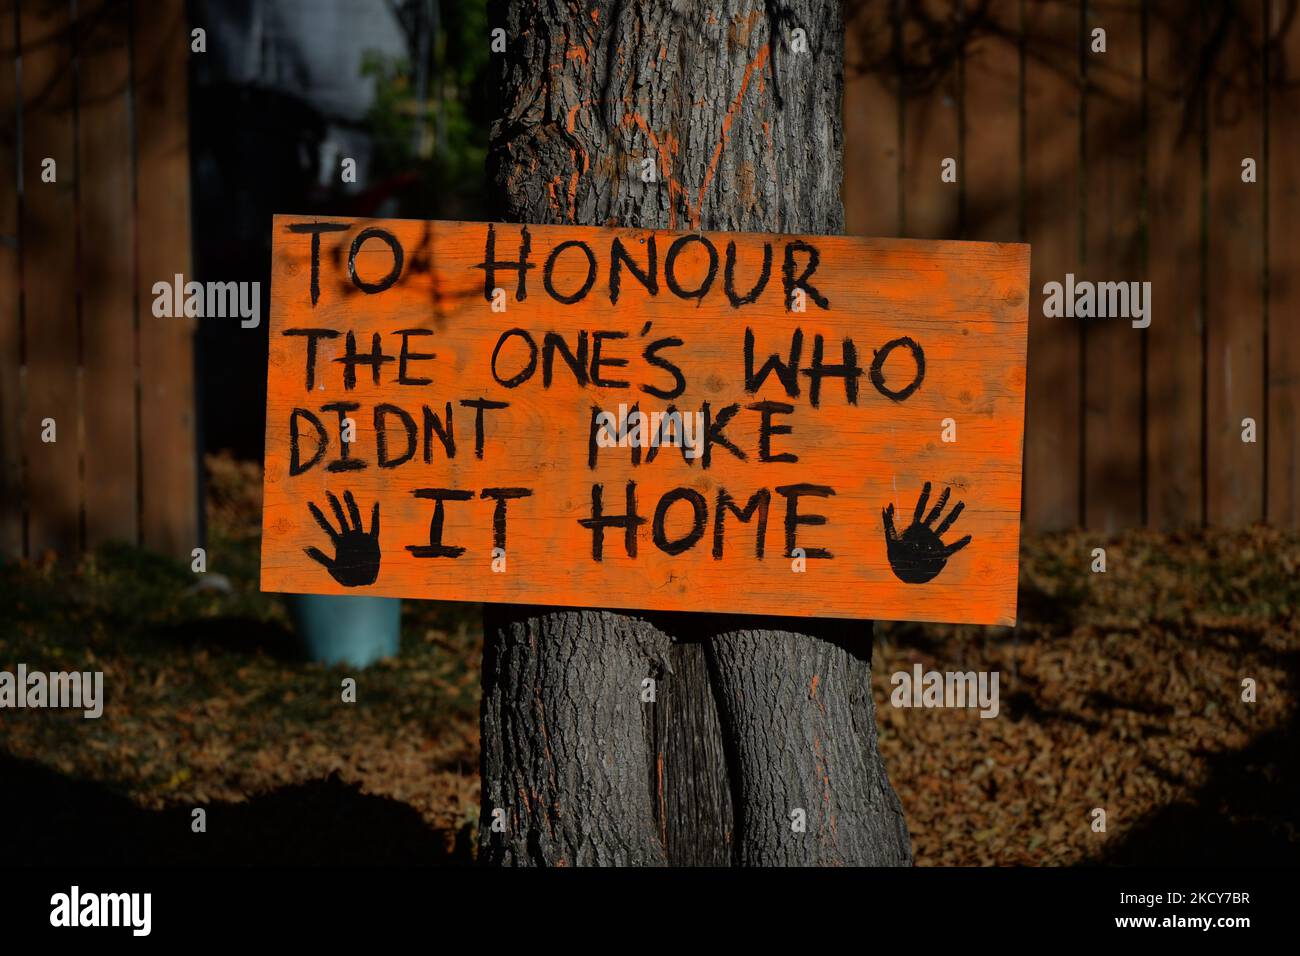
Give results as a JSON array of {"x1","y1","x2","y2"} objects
[{"x1": 286, "y1": 593, "x2": 401, "y2": 668}]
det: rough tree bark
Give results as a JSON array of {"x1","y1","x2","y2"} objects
[{"x1": 479, "y1": 0, "x2": 911, "y2": 866}]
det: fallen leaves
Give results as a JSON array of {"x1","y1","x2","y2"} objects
[
  {"x1": 1, "y1": 455, "x2": 1295, "y2": 865},
  {"x1": 875, "y1": 525, "x2": 1299, "y2": 865}
]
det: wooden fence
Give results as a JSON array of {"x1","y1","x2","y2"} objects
[
  {"x1": 844, "y1": 0, "x2": 1299, "y2": 531},
  {"x1": 0, "y1": 0, "x2": 196, "y2": 561},
  {"x1": 2, "y1": 0, "x2": 1296, "y2": 563}
]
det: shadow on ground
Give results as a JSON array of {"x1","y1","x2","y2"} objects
[
  {"x1": 1097, "y1": 663, "x2": 1300, "y2": 867},
  {"x1": 1097, "y1": 724, "x2": 1300, "y2": 865},
  {"x1": 2, "y1": 754, "x2": 473, "y2": 866},
  {"x1": 147, "y1": 616, "x2": 301, "y2": 662}
]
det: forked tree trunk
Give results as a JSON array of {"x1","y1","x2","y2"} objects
[{"x1": 479, "y1": 0, "x2": 911, "y2": 866}]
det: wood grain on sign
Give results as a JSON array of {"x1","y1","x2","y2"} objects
[{"x1": 260, "y1": 217, "x2": 1029, "y2": 626}]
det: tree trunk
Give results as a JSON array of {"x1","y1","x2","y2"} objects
[{"x1": 479, "y1": 0, "x2": 911, "y2": 866}]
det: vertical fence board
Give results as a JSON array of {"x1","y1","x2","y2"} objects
[
  {"x1": 20, "y1": 0, "x2": 81, "y2": 557},
  {"x1": 843, "y1": 0, "x2": 901, "y2": 236},
  {"x1": 898, "y1": 0, "x2": 961, "y2": 238},
  {"x1": 1081, "y1": 0, "x2": 1144, "y2": 531},
  {"x1": 134, "y1": 0, "x2": 196, "y2": 559},
  {"x1": 1022, "y1": 0, "x2": 1081, "y2": 530},
  {"x1": 0, "y1": 0, "x2": 21, "y2": 556},
  {"x1": 1146, "y1": 1, "x2": 1206, "y2": 530},
  {"x1": 1268, "y1": 0, "x2": 1300, "y2": 527},
  {"x1": 1205, "y1": 0, "x2": 1266, "y2": 526},
  {"x1": 79, "y1": 0, "x2": 137, "y2": 547},
  {"x1": 963, "y1": 0, "x2": 1022, "y2": 244}
]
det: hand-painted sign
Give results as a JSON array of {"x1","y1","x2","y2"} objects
[{"x1": 261, "y1": 216, "x2": 1029, "y2": 625}]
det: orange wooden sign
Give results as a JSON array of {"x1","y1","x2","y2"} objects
[{"x1": 261, "y1": 216, "x2": 1029, "y2": 625}]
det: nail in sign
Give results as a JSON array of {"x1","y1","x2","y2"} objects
[{"x1": 261, "y1": 216, "x2": 1030, "y2": 626}]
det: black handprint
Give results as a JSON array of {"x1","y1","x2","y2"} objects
[
  {"x1": 305, "y1": 490, "x2": 381, "y2": 587},
  {"x1": 882, "y1": 482, "x2": 971, "y2": 584}
]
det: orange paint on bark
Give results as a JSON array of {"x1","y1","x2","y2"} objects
[
  {"x1": 622, "y1": 112, "x2": 694, "y2": 229},
  {"x1": 566, "y1": 99, "x2": 593, "y2": 134},
  {"x1": 810, "y1": 674, "x2": 826, "y2": 716},
  {"x1": 694, "y1": 44, "x2": 771, "y2": 226},
  {"x1": 813, "y1": 735, "x2": 833, "y2": 825},
  {"x1": 656, "y1": 751, "x2": 667, "y2": 847},
  {"x1": 565, "y1": 146, "x2": 588, "y2": 222}
]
